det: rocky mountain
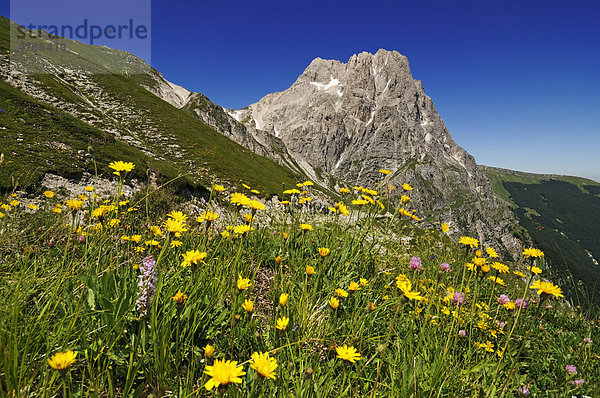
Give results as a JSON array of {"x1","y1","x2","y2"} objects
[
  {"x1": 0, "y1": 15, "x2": 522, "y2": 257},
  {"x1": 230, "y1": 50, "x2": 522, "y2": 257}
]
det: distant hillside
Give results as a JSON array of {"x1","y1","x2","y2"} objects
[
  {"x1": 484, "y1": 166, "x2": 600, "y2": 312},
  {"x1": 0, "y1": 16, "x2": 304, "y2": 196}
]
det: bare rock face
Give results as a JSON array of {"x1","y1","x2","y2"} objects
[{"x1": 233, "y1": 49, "x2": 522, "y2": 257}]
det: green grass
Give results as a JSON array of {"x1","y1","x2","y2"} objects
[{"x1": 0, "y1": 174, "x2": 598, "y2": 397}]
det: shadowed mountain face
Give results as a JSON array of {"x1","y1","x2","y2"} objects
[
  {"x1": 504, "y1": 180, "x2": 600, "y2": 309},
  {"x1": 231, "y1": 50, "x2": 522, "y2": 257}
]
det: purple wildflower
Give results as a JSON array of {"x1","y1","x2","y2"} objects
[
  {"x1": 583, "y1": 337, "x2": 592, "y2": 344},
  {"x1": 451, "y1": 292, "x2": 464, "y2": 306},
  {"x1": 497, "y1": 294, "x2": 510, "y2": 305},
  {"x1": 458, "y1": 329, "x2": 466, "y2": 337},
  {"x1": 439, "y1": 262, "x2": 451, "y2": 273},
  {"x1": 497, "y1": 320, "x2": 506, "y2": 328},
  {"x1": 409, "y1": 256, "x2": 422, "y2": 272},
  {"x1": 136, "y1": 255, "x2": 158, "y2": 317},
  {"x1": 565, "y1": 364, "x2": 577, "y2": 375},
  {"x1": 429, "y1": 254, "x2": 436, "y2": 260},
  {"x1": 570, "y1": 379, "x2": 584, "y2": 386},
  {"x1": 515, "y1": 298, "x2": 528, "y2": 309},
  {"x1": 77, "y1": 235, "x2": 86, "y2": 243},
  {"x1": 517, "y1": 386, "x2": 530, "y2": 397}
]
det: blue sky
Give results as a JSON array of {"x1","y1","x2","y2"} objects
[{"x1": 4, "y1": 0, "x2": 600, "y2": 181}]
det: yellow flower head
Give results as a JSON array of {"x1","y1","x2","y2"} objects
[
  {"x1": 522, "y1": 248, "x2": 544, "y2": 258},
  {"x1": 84, "y1": 185, "x2": 94, "y2": 192},
  {"x1": 306, "y1": 265, "x2": 316, "y2": 275},
  {"x1": 360, "y1": 278, "x2": 369, "y2": 286},
  {"x1": 242, "y1": 299, "x2": 254, "y2": 313},
  {"x1": 472, "y1": 257, "x2": 487, "y2": 267},
  {"x1": 488, "y1": 276, "x2": 506, "y2": 286},
  {"x1": 530, "y1": 280, "x2": 564, "y2": 298},
  {"x1": 43, "y1": 190, "x2": 55, "y2": 198},
  {"x1": 513, "y1": 270, "x2": 527, "y2": 278},
  {"x1": 230, "y1": 192, "x2": 251, "y2": 207},
  {"x1": 204, "y1": 344, "x2": 214, "y2": 358},
  {"x1": 27, "y1": 203, "x2": 38, "y2": 210},
  {"x1": 65, "y1": 199, "x2": 84, "y2": 211},
  {"x1": 237, "y1": 275, "x2": 252, "y2": 291},
  {"x1": 167, "y1": 211, "x2": 188, "y2": 223},
  {"x1": 247, "y1": 200, "x2": 265, "y2": 211},
  {"x1": 250, "y1": 351, "x2": 278, "y2": 380},
  {"x1": 318, "y1": 247, "x2": 330, "y2": 257},
  {"x1": 491, "y1": 262, "x2": 509, "y2": 273},
  {"x1": 233, "y1": 225, "x2": 254, "y2": 234},
  {"x1": 339, "y1": 187, "x2": 351, "y2": 194},
  {"x1": 336, "y1": 344, "x2": 361, "y2": 363},
  {"x1": 278, "y1": 293, "x2": 289, "y2": 306},
  {"x1": 276, "y1": 316, "x2": 289, "y2": 331},
  {"x1": 203, "y1": 359, "x2": 245, "y2": 391},
  {"x1": 165, "y1": 218, "x2": 188, "y2": 235},
  {"x1": 108, "y1": 161, "x2": 135, "y2": 175},
  {"x1": 401, "y1": 183, "x2": 413, "y2": 191},
  {"x1": 396, "y1": 274, "x2": 412, "y2": 292},
  {"x1": 150, "y1": 225, "x2": 163, "y2": 236},
  {"x1": 300, "y1": 223, "x2": 313, "y2": 231},
  {"x1": 400, "y1": 195, "x2": 411, "y2": 203},
  {"x1": 171, "y1": 290, "x2": 188, "y2": 304},
  {"x1": 486, "y1": 247, "x2": 499, "y2": 258},
  {"x1": 458, "y1": 236, "x2": 479, "y2": 248},
  {"x1": 352, "y1": 199, "x2": 369, "y2": 206},
  {"x1": 527, "y1": 265, "x2": 542, "y2": 275},
  {"x1": 337, "y1": 202, "x2": 350, "y2": 216},
  {"x1": 348, "y1": 281, "x2": 361, "y2": 291},
  {"x1": 275, "y1": 255, "x2": 282, "y2": 264},
  {"x1": 335, "y1": 288, "x2": 348, "y2": 298},
  {"x1": 404, "y1": 289, "x2": 425, "y2": 301},
  {"x1": 329, "y1": 296, "x2": 340, "y2": 309},
  {"x1": 475, "y1": 341, "x2": 495, "y2": 353},
  {"x1": 181, "y1": 250, "x2": 207, "y2": 267},
  {"x1": 441, "y1": 223, "x2": 450, "y2": 233},
  {"x1": 379, "y1": 169, "x2": 392, "y2": 175},
  {"x1": 213, "y1": 184, "x2": 226, "y2": 192},
  {"x1": 48, "y1": 350, "x2": 77, "y2": 370}
]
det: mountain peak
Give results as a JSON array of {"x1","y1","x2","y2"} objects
[{"x1": 232, "y1": 50, "x2": 521, "y2": 257}]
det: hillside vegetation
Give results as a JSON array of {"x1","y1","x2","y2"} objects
[
  {"x1": 0, "y1": 164, "x2": 597, "y2": 397},
  {"x1": 485, "y1": 166, "x2": 600, "y2": 312}
]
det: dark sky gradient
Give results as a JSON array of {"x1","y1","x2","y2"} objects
[{"x1": 4, "y1": 0, "x2": 600, "y2": 180}]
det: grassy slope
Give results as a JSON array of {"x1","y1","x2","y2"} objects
[
  {"x1": 0, "y1": 17, "x2": 301, "y2": 195},
  {"x1": 484, "y1": 166, "x2": 600, "y2": 208},
  {"x1": 484, "y1": 166, "x2": 600, "y2": 310}
]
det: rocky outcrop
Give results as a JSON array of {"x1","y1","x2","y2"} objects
[{"x1": 231, "y1": 49, "x2": 522, "y2": 257}]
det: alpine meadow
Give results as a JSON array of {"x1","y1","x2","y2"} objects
[{"x1": 1, "y1": 8, "x2": 599, "y2": 398}]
